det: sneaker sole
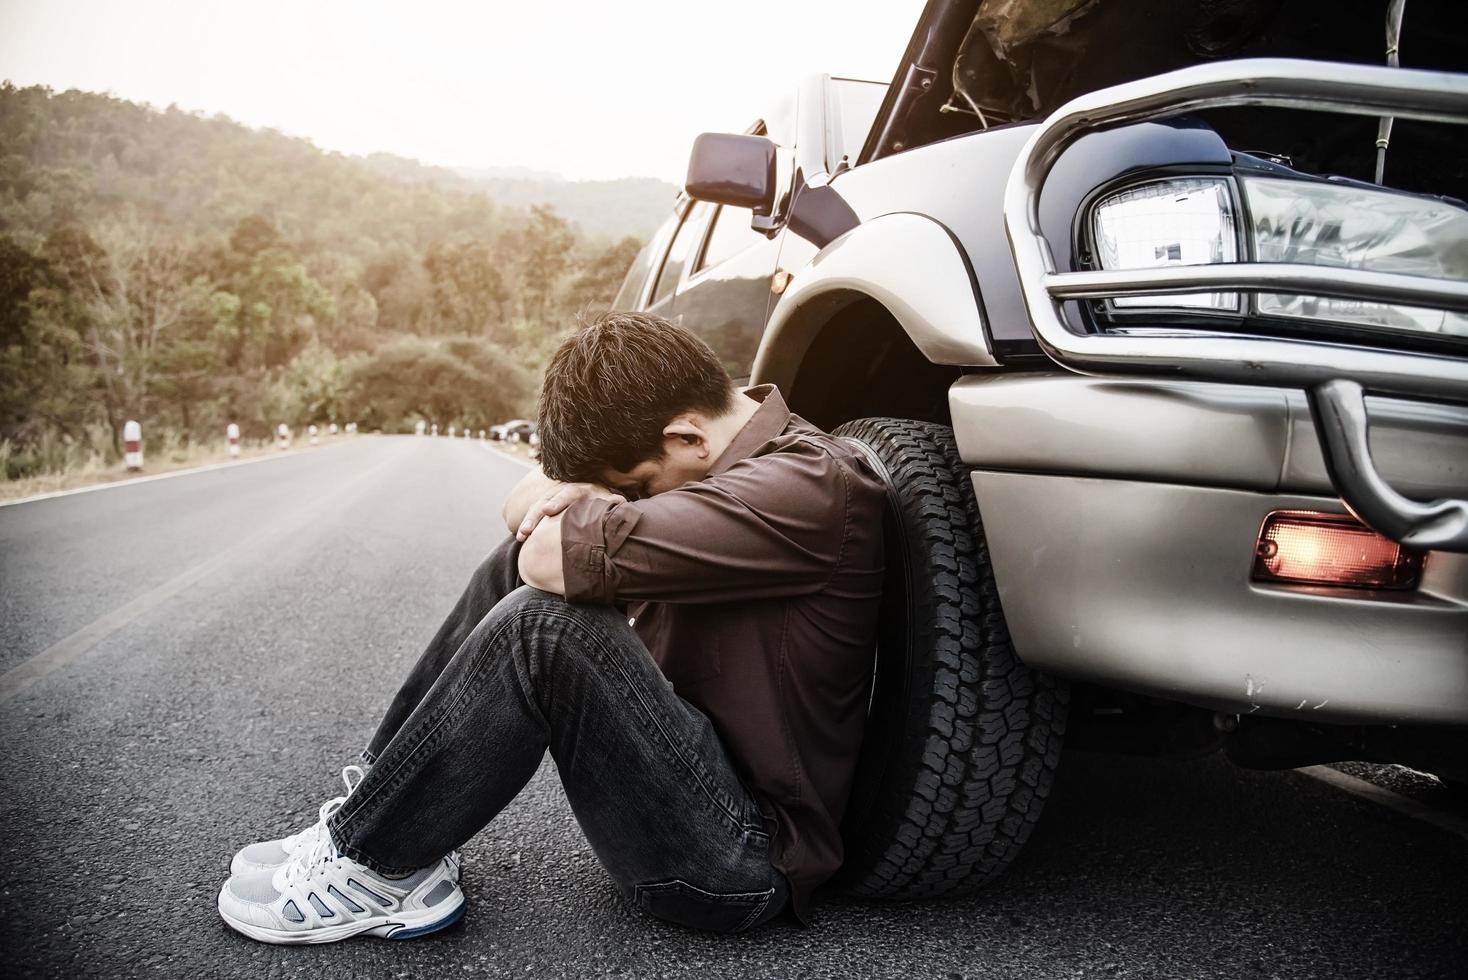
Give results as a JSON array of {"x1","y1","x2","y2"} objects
[{"x1": 217, "y1": 888, "x2": 466, "y2": 945}]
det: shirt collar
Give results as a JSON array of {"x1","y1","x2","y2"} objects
[{"x1": 707, "y1": 383, "x2": 792, "y2": 477}]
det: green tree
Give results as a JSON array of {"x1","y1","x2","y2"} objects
[
  {"x1": 423, "y1": 239, "x2": 510, "y2": 338},
  {"x1": 35, "y1": 220, "x2": 212, "y2": 450},
  {"x1": 515, "y1": 204, "x2": 575, "y2": 323},
  {"x1": 344, "y1": 335, "x2": 533, "y2": 432},
  {"x1": 568, "y1": 235, "x2": 642, "y2": 315}
]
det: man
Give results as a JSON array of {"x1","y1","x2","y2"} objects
[{"x1": 216, "y1": 312, "x2": 886, "y2": 942}]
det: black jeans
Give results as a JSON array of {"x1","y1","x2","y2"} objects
[{"x1": 325, "y1": 533, "x2": 789, "y2": 934}]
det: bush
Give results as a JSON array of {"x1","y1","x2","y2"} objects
[{"x1": 344, "y1": 335, "x2": 534, "y2": 433}]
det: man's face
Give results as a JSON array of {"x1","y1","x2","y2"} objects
[{"x1": 598, "y1": 432, "x2": 712, "y2": 501}]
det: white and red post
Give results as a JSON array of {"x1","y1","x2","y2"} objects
[
  {"x1": 123, "y1": 419, "x2": 143, "y2": 472},
  {"x1": 226, "y1": 422, "x2": 240, "y2": 458},
  {"x1": 276, "y1": 423, "x2": 291, "y2": 450}
]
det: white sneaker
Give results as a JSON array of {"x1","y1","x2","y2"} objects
[
  {"x1": 230, "y1": 764, "x2": 365, "y2": 875},
  {"x1": 217, "y1": 832, "x2": 464, "y2": 944}
]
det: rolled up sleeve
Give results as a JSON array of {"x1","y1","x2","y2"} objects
[
  {"x1": 558, "y1": 441, "x2": 850, "y2": 606},
  {"x1": 560, "y1": 498, "x2": 645, "y2": 605}
]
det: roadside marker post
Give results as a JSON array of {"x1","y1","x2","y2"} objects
[
  {"x1": 448, "y1": 425, "x2": 456, "y2": 438},
  {"x1": 123, "y1": 420, "x2": 143, "y2": 472},
  {"x1": 276, "y1": 423, "x2": 291, "y2": 450},
  {"x1": 226, "y1": 423, "x2": 240, "y2": 458},
  {"x1": 416, "y1": 420, "x2": 426, "y2": 436},
  {"x1": 431, "y1": 423, "x2": 438, "y2": 437},
  {"x1": 329, "y1": 423, "x2": 338, "y2": 436},
  {"x1": 308, "y1": 424, "x2": 319, "y2": 446},
  {"x1": 478, "y1": 430, "x2": 486, "y2": 441}
]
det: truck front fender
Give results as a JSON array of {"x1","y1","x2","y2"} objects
[{"x1": 751, "y1": 212, "x2": 997, "y2": 390}]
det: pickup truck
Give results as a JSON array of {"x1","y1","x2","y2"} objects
[{"x1": 613, "y1": 0, "x2": 1468, "y2": 901}]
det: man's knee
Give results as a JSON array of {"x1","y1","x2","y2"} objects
[
  {"x1": 493, "y1": 583, "x2": 567, "y2": 617},
  {"x1": 486, "y1": 585, "x2": 629, "y2": 640}
]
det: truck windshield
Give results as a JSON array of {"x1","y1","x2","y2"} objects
[{"x1": 829, "y1": 77, "x2": 887, "y2": 170}]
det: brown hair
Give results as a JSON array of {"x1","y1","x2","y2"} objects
[{"x1": 536, "y1": 312, "x2": 736, "y2": 483}]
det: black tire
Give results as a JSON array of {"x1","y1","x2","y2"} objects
[{"x1": 832, "y1": 417, "x2": 1069, "y2": 900}]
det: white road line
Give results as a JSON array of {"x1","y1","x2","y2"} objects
[
  {"x1": 482, "y1": 443, "x2": 533, "y2": 469},
  {"x1": 0, "y1": 446, "x2": 321, "y2": 509},
  {"x1": 0, "y1": 445, "x2": 407, "y2": 704},
  {"x1": 1297, "y1": 765, "x2": 1468, "y2": 840}
]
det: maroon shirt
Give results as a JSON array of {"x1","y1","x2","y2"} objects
[{"x1": 559, "y1": 383, "x2": 885, "y2": 924}]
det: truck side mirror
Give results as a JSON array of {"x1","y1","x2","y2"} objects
[{"x1": 684, "y1": 133, "x2": 777, "y2": 215}]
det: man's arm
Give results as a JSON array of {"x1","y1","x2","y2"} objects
[
  {"x1": 501, "y1": 464, "x2": 562, "y2": 534},
  {"x1": 558, "y1": 441, "x2": 854, "y2": 607},
  {"x1": 518, "y1": 512, "x2": 566, "y2": 595},
  {"x1": 502, "y1": 463, "x2": 627, "y2": 542}
]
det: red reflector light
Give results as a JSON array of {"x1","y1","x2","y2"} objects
[{"x1": 1253, "y1": 511, "x2": 1423, "y2": 590}]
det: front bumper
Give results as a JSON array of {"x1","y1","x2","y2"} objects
[{"x1": 951, "y1": 373, "x2": 1468, "y2": 725}]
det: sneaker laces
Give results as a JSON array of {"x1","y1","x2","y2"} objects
[
  {"x1": 286, "y1": 764, "x2": 365, "y2": 855},
  {"x1": 283, "y1": 818, "x2": 343, "y2": 889}
]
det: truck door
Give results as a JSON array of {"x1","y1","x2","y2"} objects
[{"x1": 669, "y1": 203, "x2": 781, "y2": 383}]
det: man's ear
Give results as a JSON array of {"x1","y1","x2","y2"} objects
[{"x1": 662, "y1": 415, "x2": 709, "y2": 454}]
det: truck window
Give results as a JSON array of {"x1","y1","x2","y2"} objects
[
  {"x1": 695, "y1": 205, "x2": 763, "y2": 273},
  {"x1": 612, "y1": 229, "x2": 664, "y2": 310},
  {"x1": 648, "y1": 203, "x2": 710, "y2": 308}
]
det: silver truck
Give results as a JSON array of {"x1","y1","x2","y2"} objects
[{"x1": 614, "y1": 0, "x2": 1467, "y2": 900}]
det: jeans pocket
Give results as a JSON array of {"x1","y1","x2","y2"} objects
[{"x1": 633, "y1": 878, "x2": 776, "y2": 934}]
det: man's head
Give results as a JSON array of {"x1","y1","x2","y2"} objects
[{"x1": 537, "y1": 312, "x2": 740, "y2": 498}]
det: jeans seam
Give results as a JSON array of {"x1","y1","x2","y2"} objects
[
  {"x1": 733, "y1": 888, "x2": 775, "y2": 933},
  {"x1": 503, "y1": 601, "x2": 753, "y2": 839},
  {"x1": 573, "y1": 609, "x2": 751, "y2": 838},
  {"x1": 331, "y1": 608, "x2": 528, "y2": 852}
]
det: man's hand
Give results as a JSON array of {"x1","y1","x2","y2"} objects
[{"x1": 516, "y1": 482, "x2": 626, "y2": 542}]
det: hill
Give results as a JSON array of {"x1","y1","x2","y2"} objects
[
  {"x1": 0, "y1": 82, "x2": 649, "y2": 475},
  {"x1": 359, "y1": 153, "x2": 677, "y2": 240}
]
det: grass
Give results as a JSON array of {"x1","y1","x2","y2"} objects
[{"x1": 0, "y1": 432, "x2": 343, "y2": 503}]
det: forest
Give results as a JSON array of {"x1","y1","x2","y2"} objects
[{"x1": 0, "y1": 82, "x2": 651, "y2": 479}]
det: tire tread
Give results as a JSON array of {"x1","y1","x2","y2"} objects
[{"x1": 834, "y1": 418, "x2": 1068, "y2": 901}]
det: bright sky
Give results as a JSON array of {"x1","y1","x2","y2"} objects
[{"x1": 0, "y1": 0, "x2": 924, "y2": 182}]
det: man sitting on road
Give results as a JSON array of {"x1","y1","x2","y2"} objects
[{"x1": 216, "y1": 312, "x2": 886, "y2": 942}]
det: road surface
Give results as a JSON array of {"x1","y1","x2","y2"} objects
[{"x1": 1, "y1": 435, "x2": 1464, "y2": 979}]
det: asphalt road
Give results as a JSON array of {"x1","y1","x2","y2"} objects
[{"x1": 1, "y1": 435, "x2": 1464, "y2": 979}]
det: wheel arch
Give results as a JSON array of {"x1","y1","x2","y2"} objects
[
  {"x1": 779, "y1": 296, "x2": 965, "y2": 432},
  {"x1": 750, "y1": 212, "x2": 993, "y2": 430}
]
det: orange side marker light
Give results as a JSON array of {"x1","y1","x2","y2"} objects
[{"x1": 1253, "y1": 511, "x2": 1424, "y2": 590}]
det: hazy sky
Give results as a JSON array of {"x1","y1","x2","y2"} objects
[{"x1": 0, "y1": 0, "x2": 925, "y2": 182}]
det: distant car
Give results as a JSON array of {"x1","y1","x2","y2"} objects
[{"x1": 493, "y1": 419, "x2": 537, "y2": 444}]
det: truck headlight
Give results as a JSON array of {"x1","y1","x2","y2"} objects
[
  {"x1": 1089, "y1": 174, "x2": 1468, "y2": 338},
  {"x1": 1091, "y1": 177, "x2": 1240, "y2": 311},
  {"x1": 1241, "y1": 176, "x2": 1468, "y2": 338}
]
